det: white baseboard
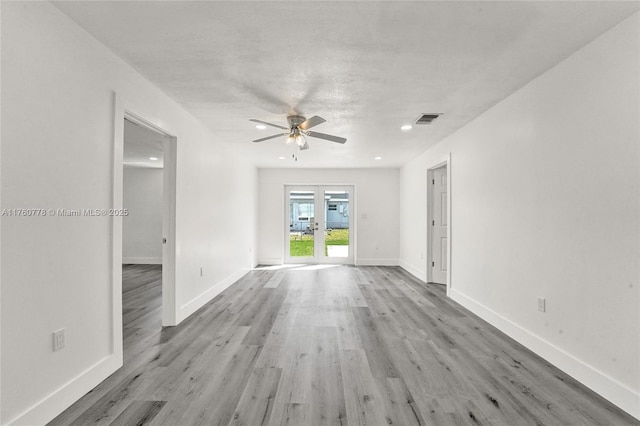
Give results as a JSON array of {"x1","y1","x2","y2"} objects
[
  {"x1": 355, "y1": 258, "x2": 398, "y2": 266},
  {"x1": 257, "y1": 258, "x2": 284, "y2": 266},
  {"x1": 398, "y1": 260, "x2": 426, "y2": 282},
  {"x1": 450, "y1": 288, "x2": 640, "y2": 421},
  {"x1": 6, "y1": 354, "x2": 121, "y2": 426},
  {"x1": 258, "y1": 259, "x2": 400, "y2": 267},
  {"x1": 178, "y1": 268, "x2": 250, "y2": 323},
  {"x1": 122, "y1": 257, "x2": 162, "y2": 264}
]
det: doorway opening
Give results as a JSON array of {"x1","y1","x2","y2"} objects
[
  {"x1": 123, "y1": 118, "x2": 165, "y2": 266},
  {"x1": 285, "y1": 185, "x2": 354, "y2": 264},
  {"x1": 120, "y1": 112, "x2": 177, "y2": 329},
  {"x1": 427, "y1": 156, "x2": 451, "y2": 293},
  {"x1": 111, "y1": 95, "x2": 178, "y2": 368},
  {"x1": 121, "y1": 117, "x2": 173, "y2": 354}
]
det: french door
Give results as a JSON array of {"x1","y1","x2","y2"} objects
[{"x1": 285, "y1": 185, "x2": 354, "y2": 264}]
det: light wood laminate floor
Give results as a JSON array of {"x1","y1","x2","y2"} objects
[{"x1": 49, "y1": 264, "x2": 637, "y2": 425}]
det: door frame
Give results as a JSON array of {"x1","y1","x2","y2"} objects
[
  {"x1": 426, "y1": 154, "x2": 452, "y2": 295},
  {"x1": 284, "y1": 185, "x2": 355, "y2": 264},
  {"x1": 112, "y1": 93, "x2": 178, "y2": 367}
]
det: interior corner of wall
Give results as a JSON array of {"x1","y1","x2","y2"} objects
[{"x1": 399, "y1": 260, "x2": 426, "y2": 282}]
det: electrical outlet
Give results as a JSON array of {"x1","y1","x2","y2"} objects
[
  {"x1": 537, "y1": 297, "x2": 546, "y2": 312},
  {"x1": 53, "y1": 329, "x2": 65, "y2": 351}
]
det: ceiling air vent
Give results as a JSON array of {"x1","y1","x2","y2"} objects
[{"x1": 414, "y1": 113, "x2": 442, "y2": 125}]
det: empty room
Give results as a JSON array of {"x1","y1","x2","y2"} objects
[{"x1": 1, "y1": 1, "x2": 639, "y2": 425}]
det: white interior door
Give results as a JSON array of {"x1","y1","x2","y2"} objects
[
  {"x1": 285, "y1": 185, "x2": 354, "y2": 264},
  {"x1": 431, "y1": 167, "x2": 448, "y2": 284}
]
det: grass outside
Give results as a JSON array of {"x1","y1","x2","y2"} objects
[{"x1": 290, "y1": 228, "x2": 349, "y2": 257}]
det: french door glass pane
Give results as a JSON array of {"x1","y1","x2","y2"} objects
[
  {"x1": 289, "y1": 190, "x2": 315, "y2": 257},
  {"x1": 324, "y1": 190, "x2": 349, "y2": 258}
]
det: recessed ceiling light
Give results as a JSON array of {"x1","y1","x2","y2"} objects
[
  {"x1": 256, "y1": 124, "x2": 267, "y2": 130},
  {"x1": 149, "y1": 157, "x2": 158, "y2": 161},
  {"x1": 278, "y1": 156, "x2": 286, "y2": 160},
  {"x1": 374, "y1": 156, "x2": 382, "y2": 160},
  {"x1": 400, "y1": 125, "x2": 413, "y2": 131}
]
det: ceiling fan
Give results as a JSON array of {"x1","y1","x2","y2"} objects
[{"x1": 250, "y1": 115, "x2": 346, "y2": 150}]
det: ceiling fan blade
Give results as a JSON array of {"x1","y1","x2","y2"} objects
[
  {"x1": 253, "y1": 133, "x2": 287, "y2": 143},
  {"x1": 298, "y1": 115, "x2": 326, "y2": 131},
  {"x1": 306, "y1": 131, "x2": 347, "y2": 144},
  {"x1": 249, "y1": 119, "x2": 288, "y2": 130}
]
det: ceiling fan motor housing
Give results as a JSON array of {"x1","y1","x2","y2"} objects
[{"x1": 287, "y1": 115, "x2": 306, "y2": 128}]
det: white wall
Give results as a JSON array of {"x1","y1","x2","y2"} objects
[
  {"x1": 399, "y1": 13, "x2": 640, "y2": 419},
  {"x1": 258, "y1": 168, "x2": 399, "y2": 265},
  {"x1": 122, "y1": 167, "x2": 163, "y2": 264},
  {"x1": 0, "y1": 3, "x2": 257, "y2": 425}
]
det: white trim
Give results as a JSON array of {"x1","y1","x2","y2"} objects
[
  {"x1": 399, "y1": 261, "x2": 426, "y2": 282},
  {"x1": 161, "y1": 133, "x2": 177, "y2": 326},
  {"x1": 177, "y1": 268, "x2": 250, "y2": 323},
  {"x1": 256, "y1": 258, "x2": 400, "y2": 267},
  {"x1": 355, "y1": 258, "x2": 398, "y2": 266},
  {"x1": 426, "y1": 153, "x2": 452, "y2": 296},
  {"x1": 450, "y1": 288, "x2": 640, "y2": 420},
  {"x1": 123, "y1": 110, "x2": 176, "y2": 137},
  {"x1": 5, "y1": 355, "x2": 120, "y2": 426},
  {"x1": 257, "y1": 258, "x2": 285, "y2": 266},
  {"x1": 111, "y1": 93, "x2": 125, "y2": 364},
  {"x1": 122, "y1": 257, "x2": 162, "y2": 264}
]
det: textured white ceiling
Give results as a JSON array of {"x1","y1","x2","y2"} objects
[{"x1": 53, "y1": 1, "x2": 639, "y2": 168}]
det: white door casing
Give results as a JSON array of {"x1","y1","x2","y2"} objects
[{"x1": 285, "y1": 185, "x2": 354, "y2": 264}]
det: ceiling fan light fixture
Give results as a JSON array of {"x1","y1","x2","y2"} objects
[
  {"x1": 295, "y1": 133, "x2": 306, "y2": 147},
  {"x1": 249, "y1": 115, "x2": 345, "y2": 148},
  {"x1": 286, "y1": 128, "x2": 306, "y2": 148}
]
